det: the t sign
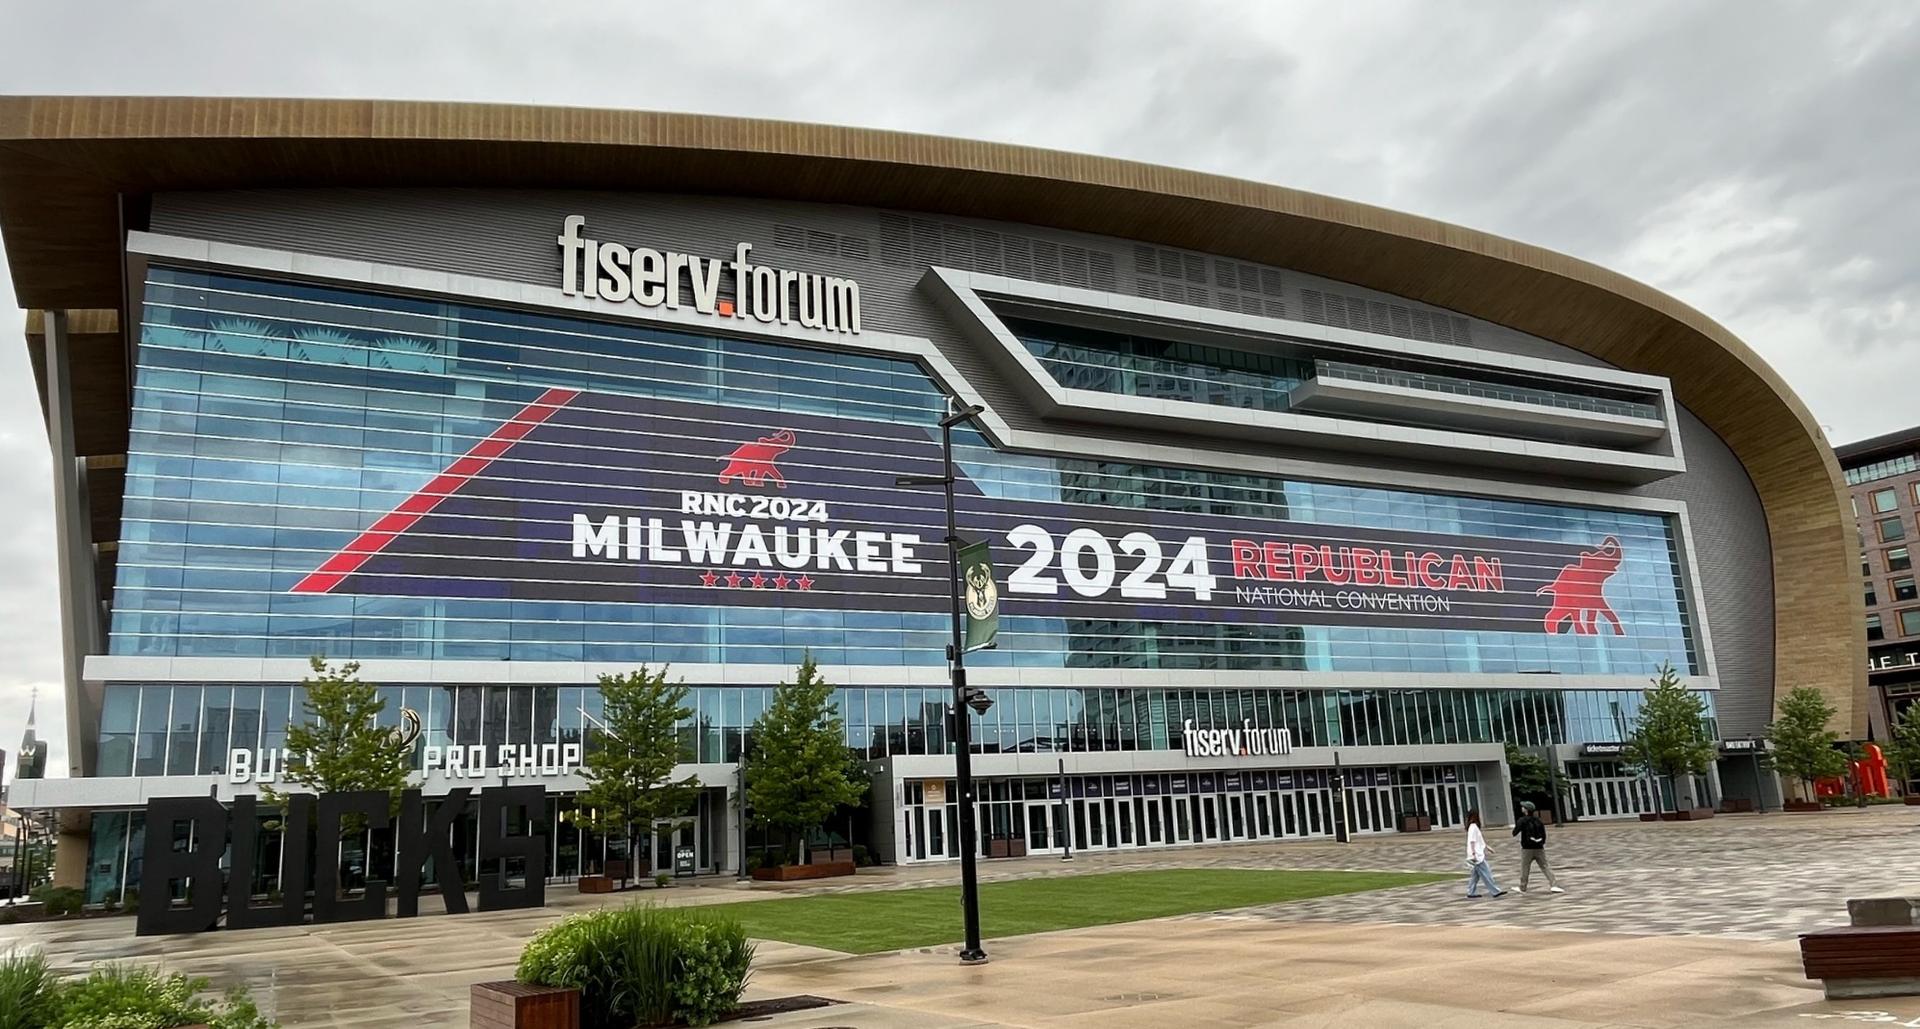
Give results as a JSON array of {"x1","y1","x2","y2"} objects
[{"x1": 136, "y1": 785, "x2": 547, "y2": 936}]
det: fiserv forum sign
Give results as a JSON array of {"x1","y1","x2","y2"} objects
[
  {"x1": 557, "y1": 216, "x2": 861, "y2": 334},
  {"x1": 288, "y1": 390, "x2": 1635, "y2": 638}
]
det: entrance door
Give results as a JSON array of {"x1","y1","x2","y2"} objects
[
  {"x1": 1226, "y1": 794, "x2": 1246, "y2": 839},
  {"x1": 1254, "y1": 794, "x2": 1272, "y2": 838},
  {"x1": 1026, "y1": 804, "x2": 1050, "y2": 853},
  {"x1": 651, "y1": 817, "x2": 694, "y2": 876},
  {"x1": 1173, "y1": 797, "x2": 1191, "y2": 842}
]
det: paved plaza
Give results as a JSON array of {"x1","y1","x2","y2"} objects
[{"x1": 8, "y1": 806, "x2": 1920, "y2": 1027}]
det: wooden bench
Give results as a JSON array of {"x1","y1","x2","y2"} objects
[{"x1": 1802, "y1": 899, "x2": 1920, "y2": 998}]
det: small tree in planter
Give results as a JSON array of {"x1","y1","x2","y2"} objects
[
  {"x1": 1622, "y1": 663, "x2": 1717, "y2": 814},
  {"x1": 1504, "y1": 742, "x2": 1553, "y2": 813},
  {"x1": 747, "y1": 655, "x2": 864, "y2": 869},
  {"x1": 1887, "y1": 703, "x2": 1920, "y2": 799},
  {"x1": 578, "y1": 667, "x2": 701, "y2": 889},
  {"x1": 265, "y1": 657, "x2": 414, "y2": 816},
  {"x1": 1766, "y1": 685, "x2": 1849, "y2": 806},
  {"x1": 263, "y1": 657, "x2": 415, "y2": 892}
]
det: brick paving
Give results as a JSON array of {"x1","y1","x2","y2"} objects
[
  {"x1": 5, "y1": 805, "x2": 1916, "y2": 1026},
  {"x1": 714, "y1": 804, "x2": 1920, "y2": 940}
]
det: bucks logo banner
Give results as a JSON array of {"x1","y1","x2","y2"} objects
[{"x1": 961, "y1": 538, "x2": 999, "y2": 652}]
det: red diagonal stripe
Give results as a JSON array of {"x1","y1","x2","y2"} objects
[{"x1": 289, "y1": 387, "x2": 581, "y2": 594}]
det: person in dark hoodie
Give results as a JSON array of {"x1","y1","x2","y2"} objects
[{"x1": 1512, "y1": 801, "x2": 1565, "y2": 893}]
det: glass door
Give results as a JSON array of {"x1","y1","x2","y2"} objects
[{"x1": 1026, "y1": 803, "x2": 1052, "y2": 854}]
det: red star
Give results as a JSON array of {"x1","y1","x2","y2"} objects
[
  {"x1": 699, "y1": 570, "x2": 719, "y2": 587},
  {"x1": 749, "y1": 572, "x2": 768, "y2": 588},
  {"x1": 772, "y1": 573, "x2": 790, "y2": 590},
  {"x1": 723, "y1": 571, "x2": 744, "y2": 588},
  {"x1": 795, "y1": 574, "x2": 815, "y2": 591}
]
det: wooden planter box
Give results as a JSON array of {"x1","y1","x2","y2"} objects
[
  {"x1": 1657, "y1": 808, "x2": 1715, "y2": 821},
  {"x1": 1398, "y1": 814, "x2": 1432, "y2": 833},
  {"x1": 752, "y1": 860, "x2": 856, "y2": 882},
  {"x1": 576, "y1": 875, "x2": 613, "y2": 894},
  {"x1": 1538, "y1": 811, "x2": 1555, "y2": 826},
  {"x1": 1784, "y1": 800, "x2": 1825, "y2": 812},
  {"x1": 1720, "y1": 798, "x2": 1755, "y2": 813},
  {"x1": 986, "y1": 838, "x2": 1028, "y2": 859},
  {"x1": 1904, "y1": 796, "x2": 1920, "y2": 806},
  {"x1": 472, "y1": 982, "x2": 579, "y2": 1029},
  {"x1": 1638, "y1": 812, "x2": 1660, "y2": 822}
]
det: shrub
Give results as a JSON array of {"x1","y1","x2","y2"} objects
[
  {"x1": 28, "y1": 887, "x2": 84, "y2": 918},
  {"x1": 43, "y1": 963, "x2": 275, "y2": 1029},
  {"x1": 851, "y1": 844, "x2": 874, "y2": 867},
  {"x1": 654, "y1": 873, "x2": 671, "y2": 888},
  {"x1": 0, "y1": 951, "x2": 55, "y2": 1029},
  {"x1": 517, "y1": 905, "x2": 753, "y2": 1028},
  {"x1": 664, "y1": 918, "x2": 753, "y2": 1027}
]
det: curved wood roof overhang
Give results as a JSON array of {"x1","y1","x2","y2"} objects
[{"x1": 0, "y1": 96, "x2": 1863, "y2": 730}]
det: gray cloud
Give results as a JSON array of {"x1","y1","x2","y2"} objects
[{"x1": 0, "y1": 0, "x2": 1912, "y2": 771}]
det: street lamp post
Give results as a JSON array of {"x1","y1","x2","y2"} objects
[
  {"x1": 898, "y1": 399, "x2": 990, "y2": 965},
  {"x1": 1058, "y1": 757, "x2": 1072, "y2": 861}
]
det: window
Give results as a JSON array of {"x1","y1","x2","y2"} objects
[
  {"x1": 1914, "y1": 481, "x2": 1920, "y2": 506},
  {"x1": 1848, "y1": 453, "x2": 1920, "y2": 485},
  {"x1": 1891, "y1": 548, "x2": 1913, "y2": 573},
  {"x1": 1869, "y1": 614, "x2": 1885, "y2": 641},
  {"x1": 1881, "y1": 516, "x2": 1907, "y2": 543},
  {"x1": 1866, "y1": 554, "x2": 1875, "y2": 576},
  {"x1": 1902, "y1": 609, "x2": 1920, "y2": 637},
  {"x1": 1875, "y1": 488, "x2": 1901, "y2": 513},
  {"x1": 1896, "y1": 578, "x2": 1917, "y2": 603},
  {"x1": 1867, "y1": 583, "x2": 1880, "y2": 607}
]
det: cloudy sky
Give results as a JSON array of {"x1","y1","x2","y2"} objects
[{"x1": 0, "y1": 1, "x2": 1913, "y2": 776}]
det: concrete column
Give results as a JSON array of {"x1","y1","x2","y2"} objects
[
  {"x1": 43, "y1": 310, "x2": 103, "y2": 778},
  {"x1": 724, "y1": 781, "x2": 743, "y2": 877},
  {"x1": 53, "y1": 826, "x2": 89, "y2": 890}
]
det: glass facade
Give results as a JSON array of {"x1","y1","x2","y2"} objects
[
  {"x1": 115, "y1": 269, "x2": 1698, "y2": 676},
  {"x1": 1311, "y1": 360, "x2": 1660, "y2": 421},
  {"x1": 1011, "y1": 317, "x2": 1311, "y2": 413},
  {"x1": 94, "y1": 682, "x2": 1714, "y2": 777},
  {"x1": 1007, "y1": 316, "x2": 1659, "y2": 423}
]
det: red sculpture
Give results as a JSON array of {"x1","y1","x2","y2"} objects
[
  {"x1": 716, "y1": 429, "x2": 796, "y2": 488},
  {"x1": 1538, "y1": 536, "x2": 1626, "y2": 636}
]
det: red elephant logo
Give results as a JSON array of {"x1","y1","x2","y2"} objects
[
  {"x1": 716, "y1": 429, "x2": 796, "y2": 488},
  {"x1": 1538, "y1": 536, "x2": 1625, "y2": 635}
]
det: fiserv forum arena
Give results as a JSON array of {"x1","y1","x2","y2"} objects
[{"x1": 0, "y1": 97, "x2": 1862, "y2": 901}]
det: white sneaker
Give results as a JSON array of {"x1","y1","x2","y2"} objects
[{"x1": 1549, "y1": 886, "x2": 1566, "y2": 894}]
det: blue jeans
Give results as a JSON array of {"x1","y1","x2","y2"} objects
[{"x1": 1467, "y1": 859, "x2": 1501, "y2": 896}]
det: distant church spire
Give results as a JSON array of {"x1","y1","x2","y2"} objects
[{"x1": 23, "y1": 685, "x2": 34, "y2": 728}]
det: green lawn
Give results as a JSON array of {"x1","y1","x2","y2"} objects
[{"x1": 691, "y1": 868, "x2": 1450, "y2": 954}]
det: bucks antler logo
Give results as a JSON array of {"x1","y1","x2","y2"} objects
[{"x1": 966, "y1": 560, "x2": 998, "y2": 621}]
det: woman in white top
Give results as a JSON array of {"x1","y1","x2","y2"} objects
[{"x1": 1464, "y1": 809, "x2": 1505, "y2": 898}]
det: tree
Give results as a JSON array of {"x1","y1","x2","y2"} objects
[
  {"x1": 747, "y1": 655, "x2": 865, "y2": 866},
  {"x1": 1504, "y1": 742, "x2": 1553, "y2": 810},
  {"x1": 1767, "y1": 686, "x2": 1850, "y2": 802},
  {"x1": 577, "y1": 667, "x2": 700, "y2": 889},
  {"x1": 263, "y1": 657, "x2": 413, "y2": 828},
  {"x1": 1887, "y1": 703, "x2": 1920, "y2": 795},
  {"x1": 1623, "y1": 663, "x2": 1718, "y2": 812}
]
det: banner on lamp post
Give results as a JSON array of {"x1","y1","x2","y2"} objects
[{"x1": 961, "y1": 538, "x2": 999, "y2": 652}]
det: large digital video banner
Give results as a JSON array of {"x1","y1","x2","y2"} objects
[{"x1": 291, "y1": 390, "x2": 1636, "y2": 636}]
